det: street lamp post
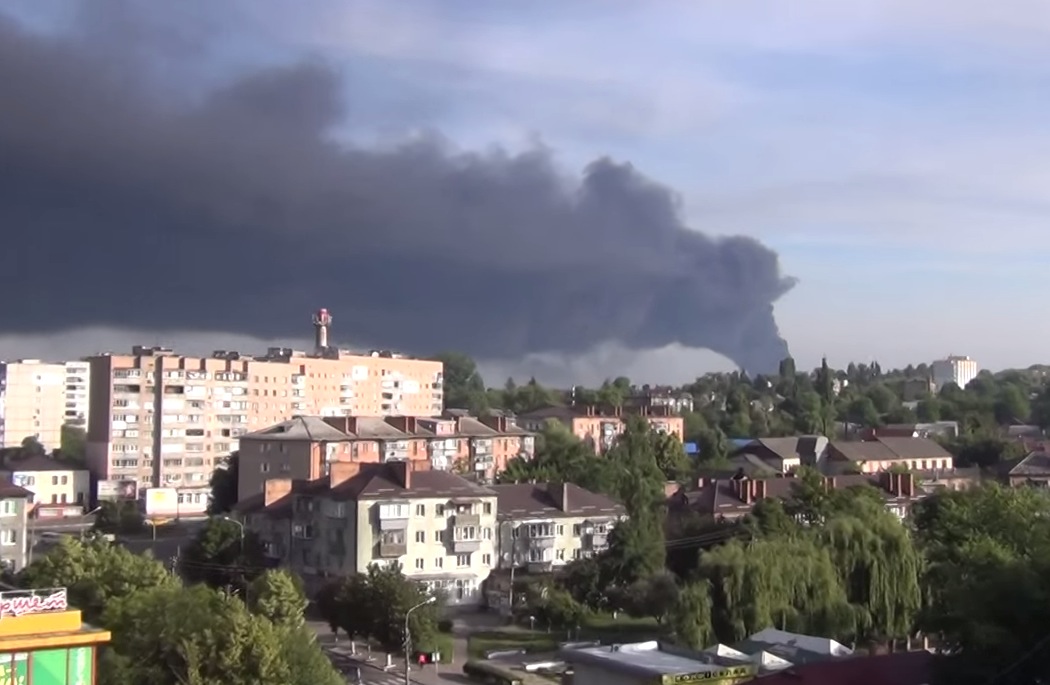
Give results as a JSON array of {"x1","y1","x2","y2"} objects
[
  {"x1": 404, "y1": 596, "x2": 436, "y2": 685},
  {"x1": 80, "y1": 506, "x2": 103, "y2": 540},
  {"x1": 222, "y1": 516, "x2": 245, "y2": 552}
]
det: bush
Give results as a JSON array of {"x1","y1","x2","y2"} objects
[{"x1": 437, "y1": 618, "x2": 454, "y2": 633}]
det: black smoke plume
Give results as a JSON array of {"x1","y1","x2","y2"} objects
[{"x1": 0, "y1": 9, "x2": 795, "y2": 373}]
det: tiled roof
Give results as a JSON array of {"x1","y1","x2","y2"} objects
[
  {"x1": 491, "y1": 483, "x2": 624, "y2": 519},
  {"x1": 750, "y1": 651, "x2": 933, "y2": 685},
  {"x1": 240, "y1": 416, "x2": 350, "y2": 442},
  {"x1": 0, "y1": 480, "x2": 33, "y2": 499},
  {"x1": 829, "y1": 437, "x2": 950, "y2": 462},
  {"x1": 1004, "y1": 450, "x2": 1050, "y2": 476}
]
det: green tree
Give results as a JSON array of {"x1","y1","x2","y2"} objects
[
  {"x1": 19, "y1": 537, "x2": 175, "y2": 624},
  {"x1": 535, "y1": 586, "x2": 589, "y2": 630},
  {"x1": 249, "y1": 569, "x2": 308, "y2": 627},
  {"x1": 209, "y1": 451, "x2": 240, "y2": 515},
  {"x1": 92, "y1": 500, "x2": 146, "y2": 535},
  {"x1": 670, "y1": 581, "x2": 713, "y2": 649},
  {"x1": 58, "y1": 424, "x2": 87, "y2": 464},
  {"x1": 19, "y1": 436, "x2": 45, "y2": 456},
  {"x1": 431, "y1": 352, "x2": 488, "y2": 414},
  {"x1": 182, "y1": 518, "x2": 266, "y2": 590},
  {"x1": 652, "y1": 431, "x2": 691, "y2": 481},
  {"x1": 323, "y1": 563, "x2": 442, "y2": 653},
  {"x1": 498, "y1": 422, "x2": 618, "y2": 495}
]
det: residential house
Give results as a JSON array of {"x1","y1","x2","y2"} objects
[
  {"x1": 729, "y1": 436, "x2": 829, "y2": 473},
  {"x1": 825, "y1": 437, "x2": 953, "y2": 474},
  {"x1": 624, "y1": 386, "x2": 694, "y2": 415},
  {"x1": 518, "y1": 405, "x2": 684, "y2": 453},
  {"x1": 997, "y1": 450, "x2": 1050, "y2": 488},
  {"x1": 237, "y1": 414, "x2": 535, "y2": 500},
  {"x1": 490, "y1": 483, "x2": 624, "y2": 572},
  {"x1": 669, "y1": 471, "x2": 926, "y2": 522},
  {"x1": 0, "y1": 455, "x2": 89, "y2": 518},
  {"x1": 0, "y1": 480, "x2": 32, "y2": 572},
  {"x1": 238, "y1": 460, "x2": 498, "y2": 605}
]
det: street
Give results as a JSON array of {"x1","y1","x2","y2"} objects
[{"x1": 27, "y1": 519, "x2": 204, "y2": 566}]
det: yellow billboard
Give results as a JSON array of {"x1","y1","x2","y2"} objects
[
  {"x1": 659, "y1": 665, "x2": 756, "y2": 685},
  {"x1": 143, "y1": 488, "x2": 178, "y2": 516}
]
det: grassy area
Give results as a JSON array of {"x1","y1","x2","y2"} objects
[{"x1": 467, "y1": 614, "x2": 665, "y2": 658}]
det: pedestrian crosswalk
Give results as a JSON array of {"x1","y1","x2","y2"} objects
[{"x1": 324, "y1": 646, "x2": 425, "y2": 685}]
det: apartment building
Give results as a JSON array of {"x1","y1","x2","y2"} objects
[
  {"x1": 85, "y1": 341, "x2": 443, "y2": 513},
  {"x1": 63, "y1": 361, "x2": 91, "y2": 428},
  {"x1": 931, "y1": 355, "x2": 979, "y2": 390},
  {"x1": 0, "y1": 455, "x2": 89, "y2": 518},
  {"x1": 238, "y1": 414, "x2": 535, "y2": 499},
  {"x1": 0, "y1": 361, "x2": 67, "y2": 452},
  {"x1": 239, "y1": 461, "x2": 498, "y2": 605},
  {"x1": 0, "y1": 480, "x2": 32, "y2": 572},
  {"x1": 491, "y1": 483, "x2": 624, "y2": 571},
  {"x1": 518, "y1": 405, "x2": 684, "y2": 453}
]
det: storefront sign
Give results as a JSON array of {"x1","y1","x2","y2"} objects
[
  {"x1": 0, "y1": 588, "x2": 68, "y2": 618},
  {"x1": 662, "y1": 665, "x2": 756, "y2": 685}
]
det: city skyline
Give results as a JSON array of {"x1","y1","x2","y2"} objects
[{"x1": 3, "y1": 1, "x2": 1048, "y2": 381}]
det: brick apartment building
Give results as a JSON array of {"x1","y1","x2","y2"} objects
[
  {"x1": 518, "y1": 405, "x2": 684, "y2": 452},
  {"x1": 85, "y1": 318, "x2": 444, "y2": 513},
  {"x1": 237, "y1": 414, "x2": 535, "y2": 498}
]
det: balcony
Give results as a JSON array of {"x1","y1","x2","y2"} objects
[
  {"x1": 377, "y1": 541, "x2": 407, "y2": 558},
  {"x1": 454, "y1": 513, "x2": 480, "y2": 528},
  {"x1": 452, "y1": 539, "x2": 481, "y2": 554},
  {"x1": 587, "y1": 532, "x2": 609, "y2": 548},
  {"x1": 527, "y1": 560, "x2": 554, "y2": 573},
  {"x1": 377, "y1": 503, "x2": 409, "y2": 530},
  {"x1": 529, "y1": 536, "x2": 556, "y2": 550}
]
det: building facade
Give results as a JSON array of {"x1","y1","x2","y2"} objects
[
  {"x1": 0, "y1": 482, "x2": 32, "y2": 572},
  {"x1": 931, "y1": 355, "x2": 979, "y2": 390},
  {"x1": 518, "y1": 405, "x2": 685, "y2": 453},
  {"x1": 237, "y1": 414, "x2": 534, "y2": 500},
  {"x1": 63, "y1": 361, "x2": 91, "y2": 429},
  {"x1": 0, "y1": 583, "x2": 111, "y2": 684},
  {"x1": 0, "y1": 361, "x2": 67, "y2": 452},
  {"x1": 85, "y1": 342, "x2": 443, "y2": 514},
  {"x1": 491, "y1": 483, "x2": 623, "y2": 571},
  {"x1": 0, "y1": 455, "x2": 90, "y2": 518},
  {"x1": 239, "y1": 461, "x2": 498, "y2": 605}
]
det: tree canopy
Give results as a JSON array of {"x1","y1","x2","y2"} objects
[{"x1": 19, "y1": 537, "x2": 341, "y2": 685}]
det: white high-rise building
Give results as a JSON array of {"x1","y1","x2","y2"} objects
[
  {"x1": 63, "y1": 361, "x2": 91, "y2": 428},
  {"x1": 932, "y1": 355, "x2": 979, "y2": 390},
  {"x1": 0, "y1": 360, "x2": 67, "y2": 451}
]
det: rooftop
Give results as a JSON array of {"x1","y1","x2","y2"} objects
[
  {"x1": 491, "y1": 483, "x2": 624, "y2": 519},
  {"x1": 561, "y1": 641, "x2": 734, "y2": 678},
  {"x1": 241, "y1": 414, "x2": 530, "y2": 442}
]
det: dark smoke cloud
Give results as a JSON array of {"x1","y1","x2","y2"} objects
[{"x1": 0, "y1": 9, "x2": 796, "y2": 373}]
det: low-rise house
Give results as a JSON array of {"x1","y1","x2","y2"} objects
[
  {"x1": 826, "y1": 437, "x2": 953, "y2": 474},
  {"x1": 0, "y1": 481, "x2": 32, "y2": 572},
  {"x1": 490, "y1": 482, "x2": 624, "y2": 572},
  {"x1": 624, "y1": 386, "x2": 694, "y2": 415},
  {"x1": 997, "y1": 450, "x2": 1050, "y2": 488},
  {"x1": 669, "y1": 471, "x2": 927, "y2": 522},
  {"x1": 730, "y1": 436, "x2": 829, "y2": 473},
  {"x1": 238, "y1": 460, "x2": 498, "y2": 605},
  {"x1": 861, "y1": 422, "x2": 960, "y2": 440},
  {"x1": 0, "y1": 455, "x2": 89, "y2": 518},
  {"x1": 518, "y1": 405, "x2": 684, "y2": 453},
  {"x1": 237, "y1": 414, "x2": 535, "y2": 500}
]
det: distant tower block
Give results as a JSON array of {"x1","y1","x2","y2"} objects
[{"x1": 312, "y1": 308, "x2": 333, "y2": 353}]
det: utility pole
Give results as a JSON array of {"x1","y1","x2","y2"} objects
[{"x1": 404, "y1": 597, "x2": 435, "y2": 685}]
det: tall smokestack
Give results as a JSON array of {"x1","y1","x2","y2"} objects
[{"x1": 312, "y1": 308, "x2": 332, "y2": 354}]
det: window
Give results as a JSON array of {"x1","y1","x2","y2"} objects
[
  {"x1": 379, "y1": 503, "x2": 409, "y2": 519},
  {"x1": 415, "y1": 558, "x2": 424, "y2": 570},
  {"x1": 260, "y1": 463, "x2": 270, "y2": 473},
  {"x1": 51, "y1": 476, "x2": 59, "y2": 486},
  {"x1": 60, "y1": 494, "x2": 68, "y2": 504},
  {"x1": 415, "y1": 504, "x2": 426, "y2": 516},
  {"x1": 482, "y1": 553, "x2": 491, "y2": 566},
  {"x1": 435, "y1": 557, "x2": 444, "y2": 569},
  {"x1": 415, "y1": 531, "x2": 426, "y2": 543},
  {"x1": 556, "y1": 524, "x2": 564, "y2": 535},
  {"x1": 435, "y1": 504, "x2": 445, "y2": 517},
  {"x1": 50, "y1": 495, "x2": 58, "y2": 504},
  {"x1": 456, "y1": 554, "x2": 470, "y2": 567},
  {"x1": 572, "y1": 524, "x2": 582, "y2": 536},
  {"x1": 434, "y1": 530, "x2": 444, "y2": 543},
  {"x1": 454, "y1": 526, "x2": 477, "y2": 541},
  {"x1": 483, "y1": 502, "x2": 492, "y2": 515},
  {"x1": 0, "y1": 530, "x2": 17, "y2": 546},
  {"x1": 512, "y1": 527, "x2": 520, "y2": 539},
  {"x1": 556, "y1": 549, "x2": 565, "y2": 560},
  {"x1": 60, "y1": 476, "x2": 68, "y2": 485},
  {"x1": 483, "y1": 527, "x2": 492, "y2": 540}
]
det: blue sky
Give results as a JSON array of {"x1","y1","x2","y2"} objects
[{"x1": 5, "y1": 0, "x2": 1050, "y2": 383}]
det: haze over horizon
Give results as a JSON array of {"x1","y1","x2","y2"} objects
[{"x1": 2, "y1": 0, "x2": 1048, "y2": 384}]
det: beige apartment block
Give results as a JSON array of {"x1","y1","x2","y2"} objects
[
  {"x1": 0, "y1": 360, "x2": 67, "y2": 452},
  {"x1": 238, "y1": 414, "x2": 535, "y2": 499},
  {"x1": 491, "y1": 483, "x2": 624, "y2": 571},
  {"x1": 239, "y1": 461, "x2": 498, "y2": 604},
  {"x1": 85, "y1": 344, "x2": 444, "y2": 513},
  {"x1": 518, "y1": 405, "x2": 685, "y2": 453},
  {"x1": 63, "y1": 361, "x2": 91, "y2": 428}
]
